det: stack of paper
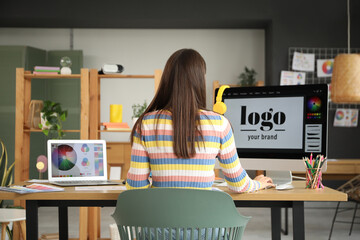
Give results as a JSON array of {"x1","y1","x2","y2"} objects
[{"x1": 0, "y1": 184, "x2": 64, "y2": 194}]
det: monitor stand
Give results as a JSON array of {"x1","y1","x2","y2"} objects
[{"x1": 266, "y1": 170, "x2": 293, "y2": 186}]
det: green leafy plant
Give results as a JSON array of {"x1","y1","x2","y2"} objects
[
  {"x1": 238, "y1": 67, "x2": 257, "y2": 86},
  {"x1": 0, "y1": 138, "x2": 18, "y2": 239},
  {"x1": 0, "y1": 138, "x2": 17, "y2": 239},
  {"x1": 132, "y1": 100, "x2": 148, "y2": 119},
  {"x1": 0, "y1": 138, "x2": 15, "y2": 208},
  {"x1": 38, "y1": 100, "x2": 68, "y2": 139}
]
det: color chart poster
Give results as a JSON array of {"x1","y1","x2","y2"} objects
[
  {"x1": 292, "y1": 52, "x2": 315, "y2": 72},
  {"x1": 333, "y1": 109, "x2": 359, "y2": 127},
  {"x1": 317, "y1": 59, "x2": 334, "y2": 77},
  {"x1": 280, "y1": 71, "x2": 306, "y2": 85}
]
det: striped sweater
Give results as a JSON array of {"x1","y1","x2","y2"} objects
[{"x1": 126, "y1": 110, "x2": 263, "y2": 193}]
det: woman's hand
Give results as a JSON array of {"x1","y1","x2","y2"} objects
[{"x1": 254, "y1": 174, "x2": 275, "y2": 189}]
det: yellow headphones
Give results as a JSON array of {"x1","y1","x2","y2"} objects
[{"x1": 213, "y1": 85, "x2": 230, "y2": 115}]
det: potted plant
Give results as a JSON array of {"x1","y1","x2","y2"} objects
[
  {"x1": 132, "y1": 100, "x2": 147, "y2": 124},
  {"x1": 0, "y1": 138, "x2": 15, "y2": 238},
  {"x1": 238, "y1": 66, "x2": 257, "y2": 86},
  {"x1": 38, "y1": 100, "x2": 68, "y2": 139},
  {"x1": 0, "y1": 138, "x2": 15, "y2": 207}
]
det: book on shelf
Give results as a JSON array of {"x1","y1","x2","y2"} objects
[
  {"x1": 33, "y1": 66, "x2": 60, "y2": 75},
  {"x1": 0, "y1": 183, "x2": 64, "y2": 194},
  {"x1": 33, "y1": 71, "x2": 59, "y2": 75},
  {"x1": 34, "y1": 66, "x2": 61, "y2": 71},
  {"x1": 102, "y1": 122, "x2": 130, "y2": 130},
  {"x1": 35, "y1": 69, "x2": 60, "y2": 72}
]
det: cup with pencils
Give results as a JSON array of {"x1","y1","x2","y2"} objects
[{"x1": 303, "y1": 153, "x2": 326, "y2": 189}]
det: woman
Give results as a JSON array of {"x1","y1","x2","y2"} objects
[{"x1": 126, "y1": 48, "x2": 273, "y2": 192}]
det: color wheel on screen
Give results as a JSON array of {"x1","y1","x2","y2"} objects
[
  {"x1": 81, "y1": 157, "x2": 90, "y2": 167},
  {"x1": 52, "y1": 145, "x2": 77, "y2": 171},
  {"x1": 81, "y1": 144, "x2": 90, "y2": 152},
  {"x1": 307, "y1": 97, "x2": 321, "y2": 112}
]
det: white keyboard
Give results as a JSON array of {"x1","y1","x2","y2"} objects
[{"x1": 51, "y1": 180, "x2": 120, "y2": 186}]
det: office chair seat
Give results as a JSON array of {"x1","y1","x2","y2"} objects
[{"x1": 112, "y1": 188, "x2": 250, "y2": 240}]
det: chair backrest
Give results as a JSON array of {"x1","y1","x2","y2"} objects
[
  {"x1": 112, "y1": 188, "x2": 251, "y2": 240},
  {"x1": 337, "y1": 175, "x2": 360, "y2": 202}
]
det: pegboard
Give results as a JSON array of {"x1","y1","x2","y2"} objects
[{"x1": 288, "y1": 47, "x2": 360, "y2": 110}]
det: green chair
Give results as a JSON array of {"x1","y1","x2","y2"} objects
[{"x1": 111, "y1": 188, "x2": 251, "y2": 240}]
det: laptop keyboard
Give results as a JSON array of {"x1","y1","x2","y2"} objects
[{"x1": 52, "y1": 180, "x2": 119, "y2": 186}]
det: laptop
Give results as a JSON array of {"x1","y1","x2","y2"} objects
[{"x1": 47, "y1": 139, "x2": 120, "y2": 186}]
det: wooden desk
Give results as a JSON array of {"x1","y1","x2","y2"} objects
[{"x1": 0, "y1": 181, "x2": 347, "y2": 240}]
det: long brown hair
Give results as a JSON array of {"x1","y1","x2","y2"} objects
[{"x1": 131, "y1": 48, "x2": 207, "y2": 158}]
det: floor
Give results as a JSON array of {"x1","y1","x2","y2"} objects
[{"x1": 35, "y1": 201, "x2": 360, "y2": 240}]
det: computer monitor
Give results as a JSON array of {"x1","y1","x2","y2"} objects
[{"x1": 216, "y1": 84, "x2": 328, "y2": 177}]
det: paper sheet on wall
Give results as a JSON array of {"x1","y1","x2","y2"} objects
[
  {"x1": 317, "y1": 59, "x2": 334, "y2": 77},
  {"x1": 280, "y1": 71, "x2": 306, "y2": 85},
  {"x1": 292, "y1": 52, "x2": 315, "y2": 72},
  {"x1": 333, "y1": 109, "x2": 359, "y2": 127}
]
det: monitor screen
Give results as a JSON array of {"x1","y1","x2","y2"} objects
[{"x1": 217, "y1": 84, "x2": 328, "y2": 171}]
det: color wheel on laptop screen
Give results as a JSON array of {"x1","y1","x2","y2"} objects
[{"x1": 52, "y1": 144, "x2": 77, "y2": 171}]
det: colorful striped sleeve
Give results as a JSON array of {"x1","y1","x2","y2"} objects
[
  {"x1": 126, "y1": 129, "x2": 151, "y2": 189},
  {"x1": 217, "y1": 116, "x2": 263, "y2": 193}
]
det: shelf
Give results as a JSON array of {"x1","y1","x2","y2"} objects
[
  {"x1": 98, "y1": 74, "x2": 154, "y2": 79},
  {"x1": 15, "y1": 68, "x2": 90, "y2": 185},
  {"x1": 24, "y1": 74, "x2": 81, "y2": 79},
  {"x1": 23, "y1": 128, "x2": 81, "y2": 133},
  {"x1": 98, "y1": 129, "x2": 131, "y2": 133},
  {"x1": 89, "y1": 69, "x2": 162, "y2": 140}
]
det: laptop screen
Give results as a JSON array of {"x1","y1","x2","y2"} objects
[{"x1": 48, "y1": 140, "x2": 107, "y2": 181}]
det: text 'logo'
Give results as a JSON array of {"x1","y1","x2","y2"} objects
[{"x1": 240, "y1": 106, "x2": 286, "y2": 131}]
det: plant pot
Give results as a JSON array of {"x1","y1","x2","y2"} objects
[{"x1": 26, "y1": 100, "x2": 44, "y2": 128}]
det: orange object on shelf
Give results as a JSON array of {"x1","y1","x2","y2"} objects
[{"x1": 102, "y1": 122, "x2": 130, "y2": 130}]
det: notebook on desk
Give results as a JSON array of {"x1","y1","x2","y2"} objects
[{"x1": 47, "y1": 139, "x2": 120, "y2": 186}]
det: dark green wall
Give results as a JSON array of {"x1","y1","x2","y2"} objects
[
  {"x1": 45, "y1": 50, "x2": 83, "y2": 137},
  {"x1": 29, "y1": 50, "x2": 83, "y2": 178},
  {"x1": 0, "y1": 46, "x2": 46, "y2": 178}
]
